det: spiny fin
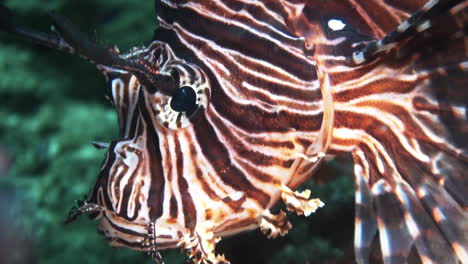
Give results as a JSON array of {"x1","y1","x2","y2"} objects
[
  {"x1": 352, "y1": 1, "x2": 468, "y2": 263},
  {"x1": 352, "y1": 0, "x2": 466, "y2": 64}
]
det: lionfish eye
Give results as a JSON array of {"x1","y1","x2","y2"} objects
[
  {"x1": 150, "y1": 68, "x2": 210, "y2": 130},
  {"x1": 153, "y1": 79, "x2": 208, "y2": 130},
  {"x1": 170, "y1": 86, "x2": 198, "y2": 115}
]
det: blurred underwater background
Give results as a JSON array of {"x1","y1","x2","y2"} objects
[{"x1": 0, "y1": 0, "x2": 355, "y2": 263}]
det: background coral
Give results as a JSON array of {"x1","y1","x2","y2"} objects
[{"x1": 0, "y1": 1, "x2": 355, "y2": 263}]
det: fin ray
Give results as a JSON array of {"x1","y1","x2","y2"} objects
[{"x1": 351, "y1": 1, "x2": 467, "y2": 263}]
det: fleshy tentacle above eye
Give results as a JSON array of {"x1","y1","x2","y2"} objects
[{"x1": 0, "y1": 6, "x2": 172, "y2": 97}]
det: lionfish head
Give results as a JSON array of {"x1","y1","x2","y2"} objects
[
  {"x1": 71, "y1": 16, "x2": 323, "y2": 256},
  {"x1": 46, "y1": 12, "x2": 302, "y2": 259},
  {"x1": 85, "y1": 41, "x2": 214, "y2": 248},
  {"x1": 48, "y1": 26, "x2": 222, "y2": 254}
]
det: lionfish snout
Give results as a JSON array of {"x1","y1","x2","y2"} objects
[{"x1": 86, "y1": 130, "x2": 189, "y2": 251}]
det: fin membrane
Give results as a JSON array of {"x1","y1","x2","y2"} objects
[{"x1": 353, "y1": 1, "x2": 468, "y2": 263}]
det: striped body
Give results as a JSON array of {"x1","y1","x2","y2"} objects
[
  {"x1": 84, "y1": 1, "x2": 468, "y2": 263},
  {"x1": 3, "y1": 0, "x2": 466, "y2": 263},
  {"x1": 85, "y1": 0, "x2": 468, "y2": 263}
]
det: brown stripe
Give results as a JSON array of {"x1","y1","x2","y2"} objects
[
  {"x1": 235, "y1": 158, "x2": 281, "y2": 185},
  {"x1": 208, "y1": 109, "x2": 293, "y2": 168},
  {"x1": 90, "y1": 141, "x2": 119, "y2": 210},
  {"x1": 140, "y1": 97, "x2": 165, "y2": 222},
  {"x1": 334, "y1": 77, "x2": 419, "y2": 103},
  {"x1": 246, "y1": 138, "x2": 295, "y2": 149},
  {"x1": 162, "y1": 134, "x2": 173, "y2": 182},
  {"x1": 102, "y1": 214, "x2": 146, "y2": 237},
  {"x1": 214, "y1": 218, "x2": 259, "y2": 234},
  {"x1": 118, "y1": 158, "x2": 143, "y2": 221},
  {"x1": 213, "y1": 85, "x2": 322, "y2": 133},
  {"x1": 174, "y1": 138, "x2": 197, "y2": 230},
  {"x1": 159, "y1": 2, "x2": 314, "y2": 81},
  {"x1": 192, "y1": 113, "x2": 270, "y2": 207},
  {"x1": 170, "y1": 195, "x2": 178, "y2": 218},
  {"x1": 187, "y1": 137, "x2": 220, "y2": 201},
  {"x1": 108, "y1": 161, "x2": 128, "y2": 207}
]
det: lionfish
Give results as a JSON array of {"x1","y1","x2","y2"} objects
[{"x1": 1, "y1": 0, "x2": 467, "y2": 263}]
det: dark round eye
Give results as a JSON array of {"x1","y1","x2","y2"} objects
[{"x1": 170, "y1": 86, "x2": 198, "y2": 116}]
